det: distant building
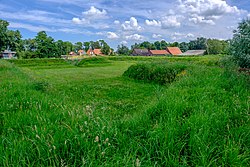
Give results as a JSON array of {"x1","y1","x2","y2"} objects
[
  {"x1": 166, "y1": 47, "x2": 182, "y2": 55},
  {"x1": 132, "y1": 49, "x2": 151, "y2": 56},
  {"x1": 78, "y1": 50, "x2": 86, "y2": 56},
  {"x1": 0, "y1": 50, "x2": 17, "y2": 59},
  {"x1": 180, "y1": 50, "x2": 206, "y2": 56},
  {"x1": 87, "y1": 49, "x2": 105, "y2": 56},
  {"x1": 150, "y1": 50, "x2": 170, "y2": 56},
  {"x1": 69, "y1": 51, "x2": 76, "y2": 56}
]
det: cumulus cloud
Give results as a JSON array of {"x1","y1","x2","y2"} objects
[
  {"x1": 107, "y1": 32, "x2": 119, "y2": 39},
  {"x1": 125, "y1": 34, "x2": 144, "y2": 41},
  {"x1": 161, "y1": 15, "x2": 181, "y2": 29},
  {"x1": 122, "y1": 17, "x2": 142, "y2": 31},
  {"x1": 152, "y1": 34, "x2": 162, "y2": 39},
  {"x1": 171, "y1": 32, "x2": 195, "y2": 41},
  {"x1": 83, "y1": 6, "x2": 108, "y2": 19},
  {"x1": 145, "y1": 19, "x2": 161, "y2": 27},
  {"x1": 114, "y1": 20, "x2": 120, "y2": 24},
  {"x1": 120, "y1": 41, "x2": 128, "y2": 45},
  {"x1": 179, "y1": 0, "x2": 242, "y2": 25},
  {"x1": 72, "y1": 17, "x2": 88, "y2": 24}
]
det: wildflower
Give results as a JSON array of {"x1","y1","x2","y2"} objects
[
  {"x1": 104, "y1": 138, "x2": 109, "y2": 144},
  {"x1": 95, "y1": 136, "x2": 99, "y2": 142},
  {"x1": 136, "y1": 158, "x2": 141, "y2": 167}
]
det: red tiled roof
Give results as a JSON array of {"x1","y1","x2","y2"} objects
[
  {"x1": 150, "y1": 50, "x2": 170, "y2": 55},
  {"x1": 93, "y1": 49, "x2": 103, "y2": 55},
  {"x1": 167, "y1": 47, "x2": 182, "y2": 55}
]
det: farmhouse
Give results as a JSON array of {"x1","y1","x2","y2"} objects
[
  {"x1": 87, "y1": 48, "x2": 105, "y2": 56},
  {"x1": 166, "y1": 47, "x2": 182, "y2": 55},
  {"x1": 132, "y1": 49, "x2": 151, "y2": 56},
  {"x1": 0, "y1": 50, "x2": 17, "y2": 59},
  {"x1": 150, "y1": 50, "x2": 170, "y2": 56},
  {"x1": 78, "y1": 50, "x2": 86, "y2": 56},
  {"x1": 180, "y1": 50, "x2": 206, "y2": 56},
  {"x1": 69, "y1": 51, "x2": 76, "y2": 56}
]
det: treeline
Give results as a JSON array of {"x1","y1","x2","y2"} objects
[
  {"x1": 0, "y1": 19, "x2": 112, "y2": 58},
  {"x1": 117, "y1": 38, "x2": 229, "y2": 55}
]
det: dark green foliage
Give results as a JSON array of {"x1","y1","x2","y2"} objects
[
  {"x1": 230, "y1": 19, "x2": 250, "y2": 68},
  {"x1": 123, "y1": 62, "x2": 187, "y2": 84},
  {"x1": 207, "y1": 39, "x2": 229, "y2": 55},
  {"x1": 116, "y1": 44, "x2": 130, "y2": 55}
]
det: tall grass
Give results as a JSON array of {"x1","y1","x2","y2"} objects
[{"x1": 0, "y1": 57, "x2": 249, "y2": 166}]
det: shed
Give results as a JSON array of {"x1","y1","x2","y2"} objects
[
  {"x1": 150, "y1": 50, "x2": 170, "y2": 56},
  {"x1": 1, "y1": 50, "x2": 17, "y2": 59},
  {"x1": 180, "y1": 50, "x2": 206, "y2": 56},
  {"x1": 132, "y1": 49, "x2": 151, "y2": 56}
]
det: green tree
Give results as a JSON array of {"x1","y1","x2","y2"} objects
[
  {"x1": 117, "y1": 44, "x2": 130, "y2": 55},
  {"x1": 101, "y1": 43, "x2": 111, "y2": 55},
  {"x1": 35, "y1": 31, "x2": 59, "y2": 58},
  {"x1": 73, "y1": 42, "x2": 83, "y2": 52},
  {"x1": 84, "y1": 42, "x2": 90, "y2": 52},
  {"x1": 179, "y1": 42, "x2": 189, "y2": 52},
  {"x1": 230, "y1": 19, "x2": 250, "y2": 68},
  {"x1": 207, "y1": 39, "x2": 229, "y2": 55},
  {"x1": 0, "y1": 19, "x2": 9, "y2": 51},
  {"x1": 189, "y1": 37, "x2": 207, "y2": 50}
]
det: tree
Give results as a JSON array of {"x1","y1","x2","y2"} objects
[
  {"x1": 207, "y1": 39, "x2": 229, "y2": 55},
  {"x1": 0, "y1": 20, "x2": 9, "y2": 51},
  {"x1": 101, "y1": 43, "x2": 111, "y2": 55},
  {"x1": 73, "y1": 42, "x2": 83, "y2": 52},
  {"x1": 189, "y1": 37, "x2": 207, "y2": 50},
  {"x1": 179, "y1": 42, "x2": 189, "y2": 52},
  {"x1": 84, "y1": 42, "x2": 90, "y2": 52},
  {"x1": 35, "y1": 31, "x2": 59, "y2": 58},
  {"x1": 117, "y1": 44, "x2": 130, "y2": 55},
  {"x1": 230, "y1": 19, "x2": 250, "y2": 68}
]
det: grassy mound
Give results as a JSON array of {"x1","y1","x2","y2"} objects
[
  {"x1": 74, "y1": 57, "x2": 110, "y2": 66},
  {"x1": 123, "y1": 62, "x2": 187, "y2": 85},
  {"x1": 7, "y1": 58, "x2": 68, "y2": 67}
]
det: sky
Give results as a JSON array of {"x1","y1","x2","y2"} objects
[{"x1": 0, "y1": 0, "x2": 250, "y2": 49}]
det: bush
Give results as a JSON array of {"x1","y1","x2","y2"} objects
[
  {"x1": 230, "y1": 19, "x2": 250, "y2": 68},
  {"x1": 123, "y1": 62, "x2": 187, "y2": 85}
]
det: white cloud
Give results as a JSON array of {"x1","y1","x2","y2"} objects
[
  {"x1": 114, "y1": 20, "x2": 120, "y2": 24},
  {"x1": 83, "y1": 6, "x2": 108, "y2": 19},
  {"x1": 152, "y1": 34, "x2": 162, "y2": 39},
  {"x1": 179, "y1": 0, "x2": 242, "y2": 25},
  {"x1": 161, "y1": 15, "x2": 181, "y2": 29},
  {"x1": 171, "y1": 32, "x2": 195, "y2": 41},
  {"x1": 248, "y1": 14, "x2": 250, "y2": 19},
  {"x1": 121, "y1": 17, "x2": 142, "y2": 31},
  {"x1": 145, "y1": 19, "x2": 161, "y2": 27},
  {"x1": 107, "y1": 32, "x2": 119, "y2": 39},
  {"x1": 125, "y1": 34, "x2": 144, "y2": 41},
  {"x1": 72, "y1": 17, "x2": 88, "y2": 24},
  {"x1": 120, "y1": 41, "x2": 128, "y2": 45}
]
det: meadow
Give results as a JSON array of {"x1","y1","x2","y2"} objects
[{"x1": 0, "y1": 55, "x2": 249, "y2": 166}]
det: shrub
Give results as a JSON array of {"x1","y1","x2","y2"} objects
[
  {"x1": 230, "y1": 19, "x2": 250, "y2": 68},
  {"x1": 123, "y1": 62, "x2": 187, "y2": 85}
]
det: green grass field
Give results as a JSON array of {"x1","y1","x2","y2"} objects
[{"x1": 0, "y1": 56, "x2": 249, "y2": 166}]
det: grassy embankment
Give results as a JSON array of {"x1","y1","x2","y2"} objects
[{"x1": 0, "y1": 55, "x2": 249, "y2": 166}]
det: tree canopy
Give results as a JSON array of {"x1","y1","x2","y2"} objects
[{"x1": 230, "y1": 19, "x2": 250, "y2": 68}]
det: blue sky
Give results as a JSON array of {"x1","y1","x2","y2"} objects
[{"x1": 0, "y1": 0, "x2": 249, "y2": 49}]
